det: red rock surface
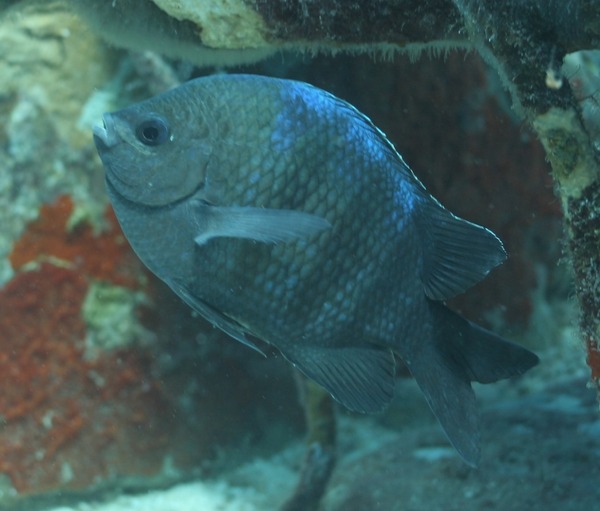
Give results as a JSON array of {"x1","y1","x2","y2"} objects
[
  {"x1": 9, "y1": 195, "x2": 142, "y2": 287},
  {"x1": 0, "y1": 197, "x2": 173, "y2": 493}
]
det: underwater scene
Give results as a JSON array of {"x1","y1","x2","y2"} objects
[{"x1": 1, "y1": 1, "x2": 600, "y2": 510}]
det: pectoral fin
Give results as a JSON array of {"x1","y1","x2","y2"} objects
[{"x1": 193, "y1": 203, "x2": 331, "y2": 245}]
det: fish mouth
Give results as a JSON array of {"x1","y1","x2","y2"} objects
[{"x1": 93, "y1": 113, "x2": 119, "y2": 149}]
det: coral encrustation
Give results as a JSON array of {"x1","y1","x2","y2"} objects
[{"x1": 0, "y1": 195, "x2": 174, "y2": 495}]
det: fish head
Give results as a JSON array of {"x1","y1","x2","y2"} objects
[{"x1": 93, "y1": 89, "x2": 214, "y2": 207}]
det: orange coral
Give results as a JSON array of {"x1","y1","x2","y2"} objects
[
  {"x1": 0, "y1": 196, "x2": 178, "y2": 494},
  {"x1": 0, "y1": 263, "x2": 86, "y2": 421},
  {"x1": 9, "y1": 195, "x2": 142, "y2": 288},
  {"x1": 0, "y1": 263, "x2": 87, "y2": 491},
  {"x1": 0, "y1": 263, "x2": 175, "y2": 493}
]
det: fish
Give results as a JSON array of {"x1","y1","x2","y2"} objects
[{"x1": 93, "y1": 73, "x2": 539, "y2": 466}]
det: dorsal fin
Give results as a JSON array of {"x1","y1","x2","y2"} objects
[{"x1": 417, "y1": 199, "x2": 506, "y2": 300}]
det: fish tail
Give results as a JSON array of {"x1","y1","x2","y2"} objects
[
  {"x1": 406, "y1": 301, "x2": 539, "y2": 466},
  {"x1": 432, "y1": 301, "x2": 540, "y2": 384}
]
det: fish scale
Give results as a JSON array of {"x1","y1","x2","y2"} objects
[{"x1": 94, "y1": 73, "x2": 538, "y2": 466}]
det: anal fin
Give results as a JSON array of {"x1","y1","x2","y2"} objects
[{"x1": 282, "y1": 344, "x2": 396, "y2": 414}]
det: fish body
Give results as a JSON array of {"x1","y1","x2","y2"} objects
[{"x1": 93, "y1": 74, "x2": 538, "y2": 465}]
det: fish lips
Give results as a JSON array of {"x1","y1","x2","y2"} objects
[
  {"x1": 93, "y1": 114, "x2": 119, "y2": 150},
  {"x1": 92, "y1": 114, "x2": 131, "y2": 197}
]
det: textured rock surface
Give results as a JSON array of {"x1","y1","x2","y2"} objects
[
  {"x1": 0, "y1": 0, "x2": 117, "y2": 285},
  {"x1": 152, "y1": 0, "x2": 269, "y2": 49},
  {"x1": 68, "y1": 0, "x2": 274, "y2": 66}
]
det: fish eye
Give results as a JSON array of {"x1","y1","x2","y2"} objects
[{"x1": 136, "y1": 116, "x2": 170, "y2": 146}]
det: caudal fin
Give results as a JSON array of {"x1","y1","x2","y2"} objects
[{"x1": 407, "y1": 301, "x2": 539, "y2": 466}]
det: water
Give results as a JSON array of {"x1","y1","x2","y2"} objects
[{"x1": 0, "y1": 2, "x2": 597, "y2": 510}]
